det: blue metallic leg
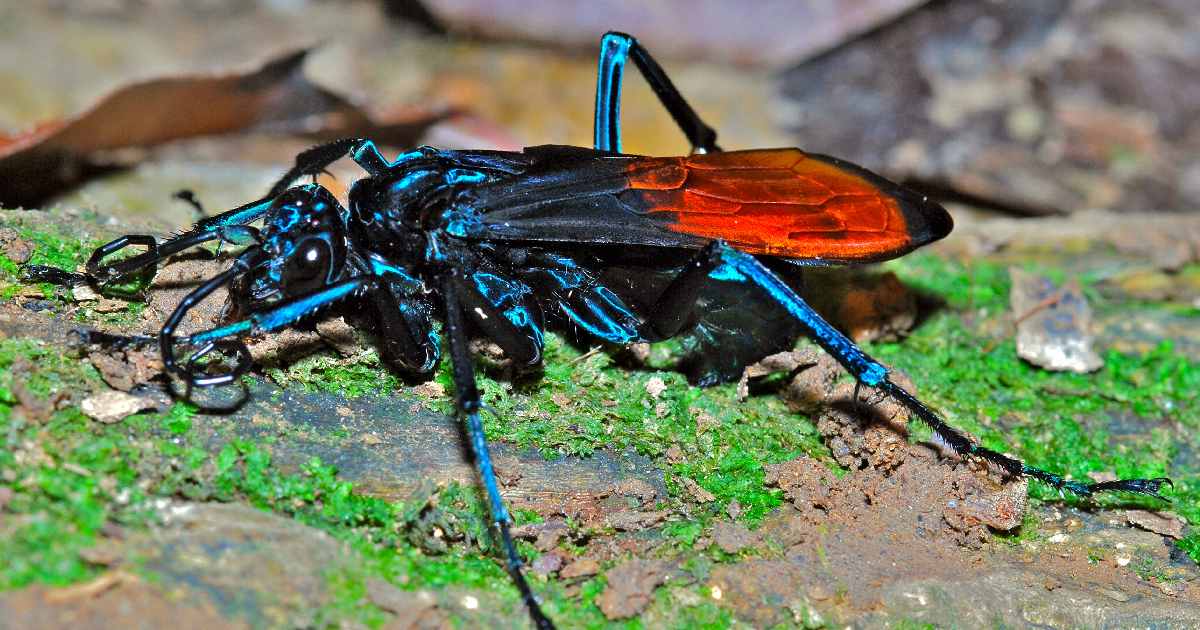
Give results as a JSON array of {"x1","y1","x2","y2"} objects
[
  {"x1": 79, "y1": 196, "x2": 270, "y2": 287},
  {"x1": 693, "y1": 242, "x2": 1171, "y2": 499},
  {"x1": 166, "y1": 270, "x2": 365, "y2": 387},
  {"x1": 594, "y1": 31, "x2": 720, "y2": 153},
  {"x1": 440, "y1": 275, "x2": 554, "y2": 630}
]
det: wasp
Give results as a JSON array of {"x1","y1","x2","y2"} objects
[{"x1": 29, "y1": 32, "x2": 1170, "y2": 629}]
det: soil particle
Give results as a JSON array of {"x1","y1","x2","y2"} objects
[
  {"x1": 745, "y1": 411, "x2": 1031, "y2": 621},
  {"x1": 711, "y1": 521, "x2": 757, "y2": 554},
  {"x1": 250, "y1": 326, "x2": 327, "y2": 368},
  {"x1": 779, "y1": 351, "x2": 844, "y2": 414},
  {"x1": 530, "y1": 550, "x2": 565, "y2": 577},
  {"x1": 737, "y1": 347, "x2": 823, "y2": 402},
  {"x1": 87, "y1": 348, "x2": 163, "y2": 391},
  {"x1": 559, "y1": 557, "x2": 600, "y2": 580},
  {"x1": 813, "y1": 373, "x2": 914, "y2": 473},
  {"x1": 315, "y1": 317, "x2": 359, "y2": 356},
  {"x1": 1125, "y1": 509, "x2": 1187, "y2": 539},
  {"x1": 2, "y1": 236, "x2": 33, "y2": 264},
  {"x1": 78, "y1": 539, "x2": 125, "y2": 567},
  {"x1": 146, "y1": 258, "x2": 228, "y2": 329},
  {"x1": 613, "y1": 477, "x2": 658, "y2": 505},
  {"x1": 511, "y1": 518, "x2": 570, "y2": 551},
  {"x1": 681, "y1": 477, "x2": 716, "y2": 503},
  {"x1": 411, "y1": 381, "x2": 446, "y2": 398},
  {"x1": 491, "y1": 452, "x2": 523, "y2": 486},
  {"x1": 644, "y1": 376, "x2": 667, "y2": 398},
  {"x1": 605, "y1": 509, "x2": 668, "y2": 532},
  {"x1": 1010, "y1": 268, "x2": 1103, "y2": 373},
  {"x1": 365, "y1": 579, "x2": 444, "y2": 630},
  {"x1": 597, "y1": 559, "x2": 672, "y2": 620},
  {"x1": 72, "y1": 284, "x2": 100, "y2": 302},
  {"x1": 10, "y1": 356, "x2": 70, "y2": 421},
  {"x1": 707, "y1": 561, "x2": 807, "y2": 627}
]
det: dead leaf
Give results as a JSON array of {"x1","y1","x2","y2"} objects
[
  {"x1": 0, "y1": 49, "x2": 448, "y2": 208},
  {"x1": 81, "y1": 390, "x2": 154, "y2": 424}
]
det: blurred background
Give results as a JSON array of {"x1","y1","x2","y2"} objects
[{"x1": 2, "y1": 0, "x2": 1198, "y2": 224}]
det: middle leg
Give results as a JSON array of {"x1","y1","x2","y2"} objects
[{"x1": 439, "y1": 274, "x2": 554, "y2": 630}]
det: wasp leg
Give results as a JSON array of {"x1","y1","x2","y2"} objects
[
  {"x1": 70, "y1": 329, "x2": 157, "y2": 351},
  {"x1": 652, "y1": 241, "x2": 1173, "y2": 500},
  {"x1": 156, "y1": 247, "x2": 271, "y2": 387},
  {"x1": 82, "y1": 196, "x2": 269, "y2": 288},
  {"x1": 440, "y1": 275, "x2": 555, "y2": 630},
  {"x1": 371, "y1": 280, "x2": 441, "y2": 374},
  {"x1": 594, "y1": 31, "x2": 720, "y2": 154},
  {"x1": 454, "y1": 266, "x2": 546, "y2": 367}
]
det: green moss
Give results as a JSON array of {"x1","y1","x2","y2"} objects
[
  {"x1": 266, "y1": 323, "x2": 826, "y2": 525},
  {"x1": 6, "y1": 212, "x2": 1198, "y2": 624},
  {"x1": 0, "y1": 220, "x2": 99, "y2": 299},
  {"x1": 881, "y1": 253, "x2": 1200, "y2": 560},
  {"x1": 0, "y1": 217, "x2": 148, "y2": 321},
  {"x1": 267, "y1": 350, "x2": 401, "y2": 399},
  {"x1": 0, "y1": 339, "x2": 151, "y2": 588},
  {"x1": 0, "y1": 343, "x2": 539, "y2": 623}
]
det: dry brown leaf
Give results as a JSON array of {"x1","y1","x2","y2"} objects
[{"x1": 0, "y1": 49, "x2": 448, "y2": 207}]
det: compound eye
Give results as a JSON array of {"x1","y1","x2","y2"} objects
[{"x1": 281, "y1": 238, "x2": 332, "y2": 294}]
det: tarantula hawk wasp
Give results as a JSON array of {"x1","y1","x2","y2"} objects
[{"x1": 28, "y1": 32, "x2": 1171, "y2": 629}]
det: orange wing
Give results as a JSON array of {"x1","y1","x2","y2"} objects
[{"x1": 625, "y1": 148, "x2": 952, "y2": 263}]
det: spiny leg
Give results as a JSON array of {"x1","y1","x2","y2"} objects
[
  {"x1": 658, "y1": 241, "x2": 1172, "y2": 499},
  {"x1": 82, "y1": 194, "x2": 271, "y2": 288},
  {"x1": 22, "y1": 194, "x2": 270, "y2": 304},
  {"x1": 440, "y1": 275, "x2": 555, "y2": 630},
  {"x1": 594, "y1": 31, "x2": 720, "y2": 153}
]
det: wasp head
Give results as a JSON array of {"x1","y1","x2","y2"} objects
[{"x1": 234, "y1": 184, "x2": 352, "y2": 312}]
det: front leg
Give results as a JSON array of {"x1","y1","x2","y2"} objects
[{"x1": 22, "y1": 196, "x2": 270, "y2": 290}]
